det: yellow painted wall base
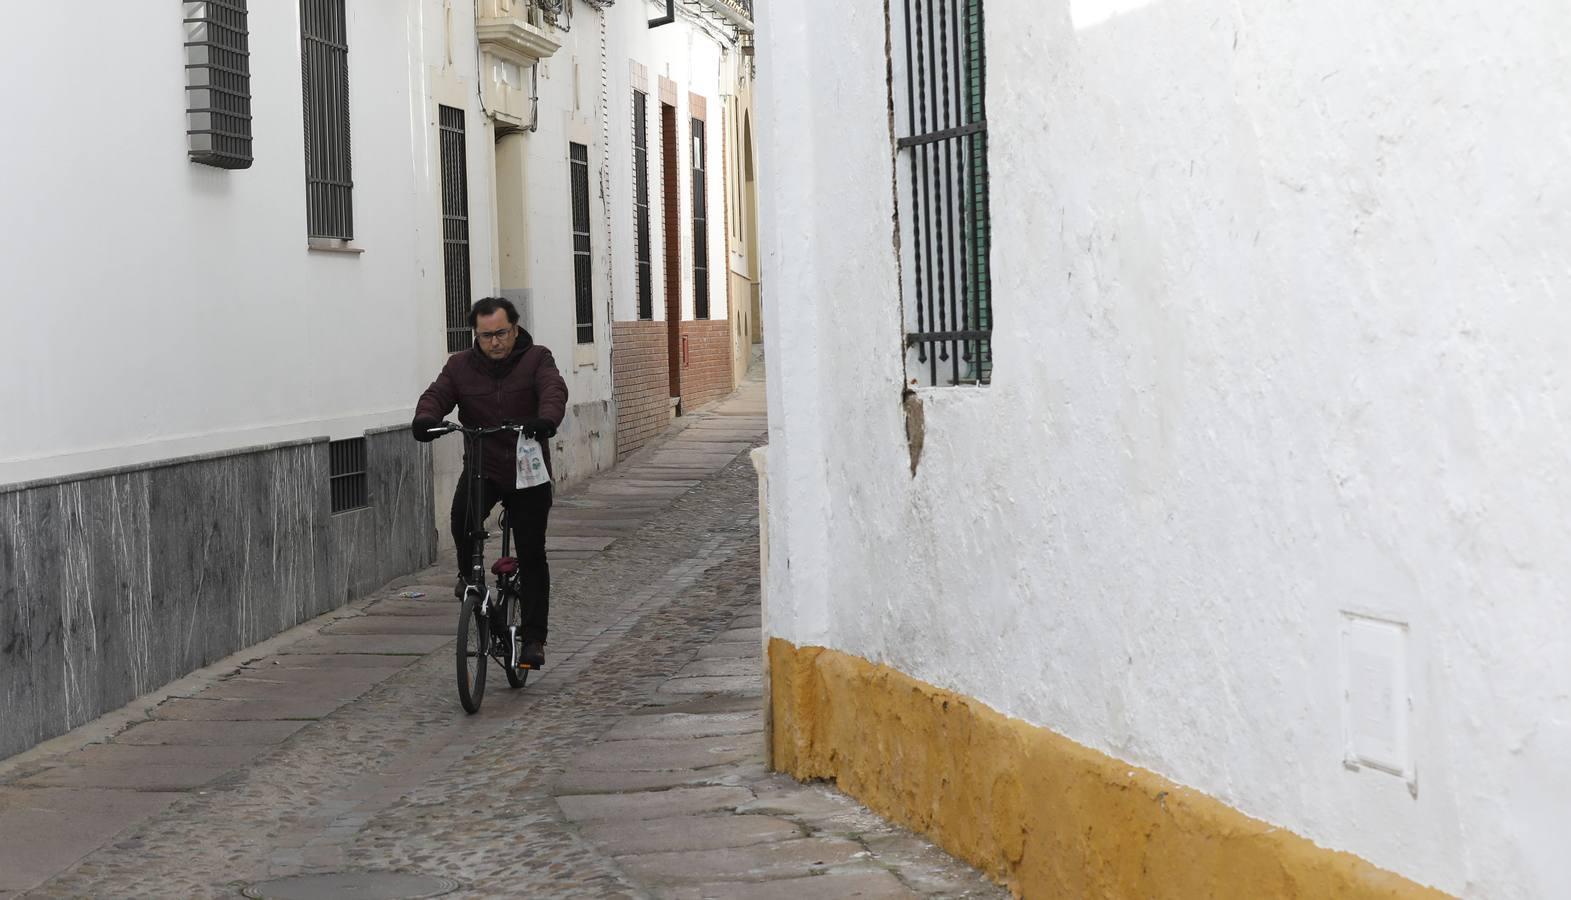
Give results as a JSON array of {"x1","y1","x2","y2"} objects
[{"x1": 768, "y1": 639, "x2": 1450, "y2": 900}]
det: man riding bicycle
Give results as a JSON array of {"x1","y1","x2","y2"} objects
[{"x1": 411, "y1": 297, "x2": 568, "y2": 670}]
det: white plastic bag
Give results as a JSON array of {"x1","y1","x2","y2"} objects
[{"x1": 515, "y1": 437, "x2": 550, "y2": 489}]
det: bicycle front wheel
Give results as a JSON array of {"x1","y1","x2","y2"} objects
[{"x1": 457, "y1": 595, "x2": 488, "y2": 714}]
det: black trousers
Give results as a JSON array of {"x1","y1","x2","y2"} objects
[{"x1": 450, "y1": 475, "x2": 553, "y2": 642}]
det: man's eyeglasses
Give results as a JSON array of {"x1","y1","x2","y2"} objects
[{"x1": 477, "y1": 327, "x2": 514, "y2": 344}]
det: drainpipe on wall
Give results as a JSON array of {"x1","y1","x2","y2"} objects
[{"x1": 649, "y1": 0, "x2": 674, "y2": 28}]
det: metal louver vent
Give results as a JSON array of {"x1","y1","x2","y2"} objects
[
  {"x1": 329, "y1": 438, "x2": 369, "y2": 514},
  {"x1": 185, "y1": 0, "x2": 254, "y2": 169}
]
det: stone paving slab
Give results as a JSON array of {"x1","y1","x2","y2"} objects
[
  {"x1": 557, "y1": 786, "x2": 754, "y2": 822},
  {"x1": 317, "y1": 616, "x2": 455, "y2": 636},
  {"x1": 655, "y1": 675, "x2": 763, "y2": 696},
  {"x1": 15, "y1": 762, "x2": 237, "y2": 792},
  {"x1": 863, "y1": 830, "x2": 1018, "y2": 895},
  {"x1": 603, "y1": 711, "x2": 765, "y2": 741},
  {"x1": 552, "y1": 549, "x2": 603, "y2": 560},
  {"x1": 672, "y1": 432, "x2": 763, "y2": 444},
  {"x1": 694, "y1": 641, "x2": 763, "y2": 660},
  {"x1": 613, "y1": 836, "x2": 871, "y2": 884},
  {"x1": 277, "y1": 634, "x2": 449, "y2": 656},
  {"x1": 205, "y1": 670, "x2": 403, "y2": 699},
  {"x1": 111, "y1": 719, "x2": 309, "y2": 746},
  {"x1": 737, "y1": 779, "x2": 894, "y2": 831},
  {"x1": 547, "y1": 521, "x2": 644, "y2": 536},
  {"x1": 56, "y1": 742, "x2": 275, "y2": 770},
  {"x1": 622, "y1": 463, "x2": 725, "y2": 474},
  {"x1": 643, "y1": 694, "x2": 767, "y2": 716},
  {"x1": 148, "y1": 696, "x2": 347, "y2": 722},
  {"x1": 549, "y1": 506, "x2": 665, "y2": 520},
  {"x1": 673, "y1": 657, "x2": 764, "y2": 678},
  {"x1": 573, "y1": 735, "x2": 757, "y2": 772},
  {"x1": 646, "y1": 452, "x2": 750, "y2": 467},
  {"x1": 580, "y1": 814, "x2": 802, "y2": 856},
  {"x1": 0, "y1": 787, "x2": 181, "y2": 893},
  {"x1": 554, "y1": 498, "x2": 674, "y2": 511},
  {"x1": 242, "y1": 653, "x2": 423, "y2": 670},
  {"x1": 546, "y1": 534, "x2": 620, "y2": 552},
  {"x1": 356, "y1": 601, "x2": 453, "y2": 617},
  {"x1": 659, "y1": 870, "x2": 919, "y2": 900},
  {"x1": 586, "y1": 479, "x2": 700, "y2": 492},
  {"x1": 552, "y1": 763, "x2": 770, "y2": 796},
  {"x1": 678, "y1": 428, "x2": 767, "y2": 439}
]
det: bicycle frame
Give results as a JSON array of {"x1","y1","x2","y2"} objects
[
  {"x1": 429, "y1": 419, "x2": 538, "y2": 712},
  {"x1": 436, "y1": 420, "x2": 529, "y2": 643},
  {"x1": 461, "y1": 428, "x2": 491, "y2": 616}
]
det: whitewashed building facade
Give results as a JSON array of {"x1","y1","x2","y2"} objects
[
  {"x1": 0, "y1": 0, "x2": 759, "y2": 762},
  {"x1": 756, "y1": 0, "x2": 1571, "y2": 897}
]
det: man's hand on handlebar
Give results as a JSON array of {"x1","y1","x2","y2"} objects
[
  {"x1": 520, "y1": 417, "x2": 557, "y2": 440},
  {"x1": 411, "y1": 417, "x2": 456, "y2": 442}
]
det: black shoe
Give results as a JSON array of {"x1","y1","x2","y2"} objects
[
  {"x1": 519, "y1": 640, "x2": 545, "y2": 670},
  {"x1": 454, "y1": 575, "x2": 477, "y2": 600}
]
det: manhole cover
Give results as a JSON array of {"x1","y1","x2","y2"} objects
[{"x1": 242, "y1": 872, "x2": 460, "y2": 900}]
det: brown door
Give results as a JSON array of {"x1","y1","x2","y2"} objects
[{"x1": 661, "y1": 102, "x2": 682, "y2": 401}]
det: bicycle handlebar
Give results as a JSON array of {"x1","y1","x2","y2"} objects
[{"x1": 424, "y1": 421, "x2": 533, "y2": 438}]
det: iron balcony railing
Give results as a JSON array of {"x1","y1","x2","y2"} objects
[
  {"x1": 718, "y1": 0, "x2": 754, "y2": 21},
  {"x1": 698, "y1": 0, "x2": 754, "y2": 27}
]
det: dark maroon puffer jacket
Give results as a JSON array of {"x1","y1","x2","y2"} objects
[{"x1": 415, "y1": 330, "x2": 569, "y2": 485}]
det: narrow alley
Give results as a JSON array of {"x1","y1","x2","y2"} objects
[
  {"x1": 0, "y1": 364, "x2": 1002, "y2": 899},
  {"x1": 5, "y1": 1, "x2": 1567, "y2": 897}
]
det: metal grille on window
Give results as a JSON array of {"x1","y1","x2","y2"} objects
[
  {"x1": 691, "y1": 119, "x2": 710, "y2": 321},
  {"x1": 897, "y1": 0, "x2": 992, "y2": 386},
  {"x1": 440, "y1": 106, "x2": 473, "y2": 353},
  {"x1": 300, "y1": 0, "x2": 353, "y2": 240},
  {"x1": 570, "y1": 143, "x2": 595, "y2": 344},
  {"x1": 329, "y1": 438, "x2": 369, "y2": 514},
  {"x1": 185, "y1": 0, "x2": 253, "y2": 169},
  {"x1": 634, "y1": 91, "x2": 654, "y2": 321}
]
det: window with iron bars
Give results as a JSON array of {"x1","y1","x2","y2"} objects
[
  {"x1": 893, "y1": 0, "x2": 992, "y2": 386},
  {"x1": 440, "y1": 106, "x2": 473, "y2": 353},
  {"x1": 634, "y1": 91, "x2": 654, "y2": 321},
  {"x1": 184, "y1": 0, "x2": 253, "y2": 169},
  {"x1": 570, "y1": 142, "x2": 595, "y2": 344},
  {"x1": 300, "y1": 0, "x2": 353, "y2": 241},
  {"x1": 328, "y1": 438, "x2": 369, "y2": 514},
  {"x1": 692, "y1": 119, "x2": 710, "y2": 320}
]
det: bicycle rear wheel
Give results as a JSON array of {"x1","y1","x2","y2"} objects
[
  {"x1": 501, "y1": 590, "x2": 527, "y2": 689},
  {"x1": 457, "y1": 595, "x2": 488, "y2": 714}
]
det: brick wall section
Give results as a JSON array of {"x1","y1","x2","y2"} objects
[
  {"x1": 680, "y1": 320, "x2": 735, "y2": 412},
  {"x1": 613, "y1": 320, "x2": 673, "y2": 458}
]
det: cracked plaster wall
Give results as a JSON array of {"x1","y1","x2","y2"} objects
[{"x1": 756, "y1": 0, "x2": 1571, "y2": 896}]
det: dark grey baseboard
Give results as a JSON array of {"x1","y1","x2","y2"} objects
[{"x1": 0, "y1": 429, "x2": 435, "y2": 761}]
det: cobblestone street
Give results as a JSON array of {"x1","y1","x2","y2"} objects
[{"x1": 0, "y1": 364, "x2": 1003, "y2": 900}]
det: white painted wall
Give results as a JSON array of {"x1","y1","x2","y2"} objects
[
  {"x1": 499, "y1": 0, "x2": 735, "y2": 352},
  {"x1": 430, "y1": 0, "x2": 744, "y2": 551},
  {"x1": 599, "y1": 0, "x2": 734, "y2": 328},
  {"x1": 455, "y1": 1, "x2": 738, "y2": 482},
  {"x1": 0, "y1": 2, "x2": 496, "y2": 487},
  {"x1": 758, "y1": 0, "x2": 1571, "y2": 897}
]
